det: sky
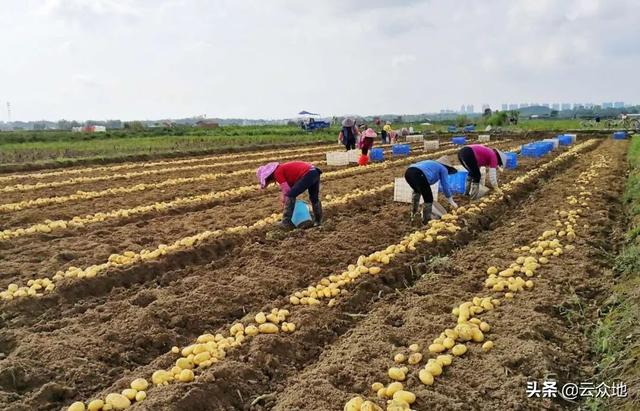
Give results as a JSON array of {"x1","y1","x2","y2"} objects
[{"x1": 0, "y1": 0, "x2": 639, "y2": 121}]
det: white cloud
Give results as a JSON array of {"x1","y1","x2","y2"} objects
[{"x1": 0, "y1": 0, "x2": 638, "y2": 121}]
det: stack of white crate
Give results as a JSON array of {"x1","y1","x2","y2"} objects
[
  {"x1": 347, "y1": 149, "x2": 360, "y2": 163},
  {"x1": 424, "y1": 140, "x2": 440, "y2": 150},
  {"x1": 478, "y1": 135, "x2": 490, "y2": 142},
  {"x1": 406, "y1": 135, "x2": 424, "y2": 143},
  {"x1": 393, "y1": 178, "x2": 439, "y2": 204},
  {"x1": 325, "y1": 151, "x2": 349, "y2": 166}
]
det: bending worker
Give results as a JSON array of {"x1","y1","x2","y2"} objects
[
  {"x1": 457, "y1": 144, "x2": 506, "y2": 199},
  {"x1": 256, "y1": 161, "x2": 322, "y2": 229},
  {"x1": 404, "y1": 156, "x2": 458, "y2": 225}
]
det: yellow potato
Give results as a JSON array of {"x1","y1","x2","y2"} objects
[
  {"x1": 386, "y1": 399, "x2": 411, "y2": 411},
  {"x1": 360, "y1": 400, "x2": 383, "y2": 411},
  {"x1": 121, "y1": 389, "x2": 137, "y2": 400},
  {"x1": 245, "y1": 325, "x2": 259, "y2": 336},
  {"x1": 408, "y1": 343, "x2": 420, "y2": 352},
  {"x1": 105, "y1": 393, "x2": 131, "y2": 410},
  {"x1": 87, "y1": 399, "x2": 104, "y2": 411},
  {"x1": 428, "y1": 343, "x2": 446, "y2": 353},
  {"x1": 385, "y1": 381, "x2": 404, "y2": 397},
  {"x1": 479, "y1": 322, "x2": 491, "y2": 332},
  {"x1": 258, "y1": 323, "x2": 279, "y2": 334},
  {"x1": 418, "y1": 369, "x2": 434, "y2": 385},
  {"x1": 482, "y1": 341, "x2": 494, "y2": 352},
  {"x1": 487, "y1": 266, "x2": 498, "y2": 275},
  {"x1": 471, "y1": 328, "x2": 484, "y2": 342},
  {"x1": 255, "y1": 312, "x2": 267, "y2": 324},
  {"x1": 343, "y1": 396, "x2": 364, "y2": 411},
  {"x1": 424, "y1": 361, "x2": 442, "y2": 377},
  {"x1": 176, "y1": 357, "x2": 193, "y2": 370},
  {"x1": 393, "y1": 353, "x2": 406, "y2": 363},
  {"x1": 178, "y1": 369, "x2": 195, "y2": 383},
  {"x1": 371, "y1": 382, "x2": 384, "y2": 392},
  {"x1": 68, "y1": 402, "x2": 86, "y2": 411},
  {"x1": 452, "y1": 344, "x2": 467, "y2": 356},
  {"x1": 388, "y1": 367, "x2": 406, "y2": 381},
  {"x1": 436, "y1": 354, "x2": 453, "y2": 366},
  {"x1": 393, "y1": 390, "x2": 416, "y2": 404},
  {"x1": 408, "y1": 352, "x2": 423, "y2": 365},
  {"x1": 442, "y1": 337, "x2": 455, "y2": 349}
]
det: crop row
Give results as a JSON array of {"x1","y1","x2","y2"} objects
[
  {"x1": 0, "y1": 184, "x2": 394, "y2": 301},
  {"x1": 342, "y1": 145, "x2": 605, "y2": 410},
  {"x1": 0, "y1": 142, "x2": 500, "y2": 238},
  {"x1": 58, "y1": 142, "x2": 558, "y2": 410}
]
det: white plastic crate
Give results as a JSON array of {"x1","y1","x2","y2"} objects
[
  {"x1": 393, "y1": 178, "x2": 439, "y2": 204},
  {"x1": 565, "y1": 133, "x2": 577, "y2": 143},
  {"x1": 478, "y1": 134, "x2": 490, "y2": 142},
  {"x1": 542, "y1": 138, "x2": 559, "y2": 149},
  {"x1": 424, "y1": 140, "x2": 440, "y2": 150},
  {"x1": 347, "y1": 149, "x2": 359, "y2": 163},
  {"x1": 325, "y1": 151, "x2": 349, "y2": 166},
  {"x1": 406, "y1": 135, "x2": 424, "y2": 143}
]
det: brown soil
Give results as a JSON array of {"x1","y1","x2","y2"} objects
[{"x1": 0, "y1": 136, "x2": 623, "y2": 411}]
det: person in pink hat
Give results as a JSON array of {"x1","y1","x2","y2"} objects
[
  {"x1": 358, "y1": 128, "x2": 377, "y2": 165},
  {"x1": 256, "y1": 161, "x2": 323, "y2": 229}
]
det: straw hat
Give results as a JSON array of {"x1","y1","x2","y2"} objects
[
  {"x1": 256, "y1": 162, "x2": 279, "y2": 189},
  {"x1": 363, "y1": 128, "x2": 377, "y2": 138},
  {"x1": 494, "y1": 149, "x2": 507, "y2": 169},
  {"x1": 436, "y1": 155, "x2": 458, "y2": 174}
]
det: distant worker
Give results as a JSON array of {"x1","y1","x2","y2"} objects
[
  {"x1": 382, "y1": 121, "x2": 392, "y2": 144},
  {"x1": 358, "y1": 128, "x2": 377, "y2": 165},
  {"x1": 339, "y1": 118, "x2": 359, "y2": 151},
  {"x1": 404, "y1": 156, "x2": 458, "y2": 225},
  {"x1": 256, "y1": 161, "x2": 323, "y2": 229},
  {"x1": 457, "y1": 144, "x2": 506, "y2": 199}
]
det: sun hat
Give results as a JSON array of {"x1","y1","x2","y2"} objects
[
  {"x1": 342, "y1": 118, "x2": 355, "y2": 127},
  {"x1": 436, "y1": 155, "x2": 458, "y2": 174},
  {"x1": 494, "y1": 149, "x2": 507, "y2": 169},
  {"x1": 363, "y1": 128, "x2": 377, "y2": 138},
  {"x1": 256, "y1": 162, "x2": 279, "y2": 189}
]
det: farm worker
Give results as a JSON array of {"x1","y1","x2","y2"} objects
[
  {"x1": 256, "y1": 161, "x2": 323, "y2": 229},
  {"x1": 381, "y1": 121, "x2": 392, "y2": 144},
  {"x1": 339, "y1": 118, "x2": 359, "y2": 151},
  {"x1": 404, "y1": 156, "x2": 458, "y2": 225},
  {"x1": 358, "y1": 128, "x2": 377, "y2": 166},
  {"x1": 457, "y1": 144, "x2": 506, "y2": 199}
]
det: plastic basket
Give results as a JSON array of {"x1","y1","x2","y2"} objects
[
  {"x1": 391, "y1": 144, "x2": 410, "y2": 156},
  {"x1": 292, "y1": 200, "x2": 312, "y2": 227},
  {"x1": 325, "y1": 151, "x2": 349, "y2": 166},
  {"x1": 394, "y1": 178, "x2": 439, "y2": 204},
  {"x1": 558, "y1": 135, "x2": 572, "y2": 145},
  {"x1": 613, "y1": 131, "x2": 628, "y2": 140},
  {"x1": 442, "y1": 166, "x2": 469, "y2": 194},
  {"x1": 521, "y1": 143, "x2": 543, "y2": 158},
  {"x1": 505, "y1": 152, "x2": 517, "y2": 169},
  {"x1": 537, "y1": 141, "x2": 554, "y2": 153},
  {"x1": 478, "y1": 134, "x2": 490, "y2": 142},
  {"x1": 452, "y1": 136, "x2": 467, "y2": 145},
  {"x1": 565, "y1": 133, "x2": 577, "y2": 143},
  {"x1": 424, "y1": 140, "x2": 440, "y2": 150},
  {"x1": 447, "y1": 126, "x2": 457, "y2": 133},
  {"x1": 542, "y1": 138, "x2": 559, "y2": 149},
  {"x1": 347, "y1": 150, "x2": 359, "y2": 163},
  {"x1": 406, "y1": 135, "x2": 424, "y2": 143},
  {"x1": 370, "y1": 148, "x2": 385, "y2": 161}
]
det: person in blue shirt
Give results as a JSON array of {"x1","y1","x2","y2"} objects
[{"x1": 404, "y1": 155, "x2": 459, "y2": 224}]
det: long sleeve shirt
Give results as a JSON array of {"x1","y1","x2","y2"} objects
[
  {"x1": 469, "y1": 144, "x2": 499, "y2": 187},
  {"x1": 408, "y1": 160, "x2": 453, "y2": 198},
  {"x1": 273, "y1": 162, "x2": 314, "y2": 195}
]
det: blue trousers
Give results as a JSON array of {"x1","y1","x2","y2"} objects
[{"x1": 287, "y1": 168, "x2": 321, "y2": 203}]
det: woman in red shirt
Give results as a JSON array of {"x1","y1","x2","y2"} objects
[{"x1": 256, "y1": 161, "x2": 322, "y2": 229}]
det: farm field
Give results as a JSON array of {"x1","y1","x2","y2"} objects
[{"x1": 0, "y1": 133, "x2": 632, "y2": 411}]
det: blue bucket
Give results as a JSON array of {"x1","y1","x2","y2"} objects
[
  {"x1": 452, "y1": 136, "x2": 467, "y2": 145},
  {"x1": 370, "y1": 148, "x2": 385, "y2": 161},
  {"x1": 292, "y1": 200, "x2": 312, "y2": 227},
  {"x1": 505, "y1": 152, "x2": 517, "y2": 169},
  {"x1": 613, "y1": 131, "x2": 628, "y2": 140}
]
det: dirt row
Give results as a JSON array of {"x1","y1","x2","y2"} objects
[
  {"x1": 0, "y1": 140, "x2": 589, "y2": 410},
  {"x1": 0, "y1": 141, "x2": 517, "y2": 286},
  {"x1": 0, "y1": 141, "x2": 445, "y2": 228},
  {"x1": 267, "y1": 138, "x2": 627, "y2": 411}
]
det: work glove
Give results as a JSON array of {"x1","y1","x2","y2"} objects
[{"x1": 447, "y1": 197, "x2": 458, "y2": 209}]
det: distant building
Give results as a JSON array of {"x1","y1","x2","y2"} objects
[
  {"x1": 519, "y1": 103, "x2": 528, "y2": 109},
  {"x1": 614, "y1": 101, "x2": 625, "y2": 108},
  {"x1": 551, "y1": 103, "x2": 560, "y2": 110},
  {"x1": 196, "y1": 119, "x2": 220, "y2": 128},
  {"x1": 508, "y1": 104, "x2": 518, "y2": 110},
  {"x1": 466, "y1": 104, "x2": 474, "y2": 113},
  {"x1": 541, "y1": 103, "x2": 550, "y2": 108},
  {"x1": 561, "y1": 103, "x2": 572, "y2": 110},
  {"x1": 72, "y1": 125, "x2": 106, "y2": 133},
  {"x1": 602, "y1": 102, "x2": 613, "y2": 108},
  {"x1": 501, "y1": 104, "x2": 508, "y2": 111},
  {"x1": 460, "y1": 105, "x2": 466, "y2": 113}
]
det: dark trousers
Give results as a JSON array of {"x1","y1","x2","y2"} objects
[
  {"x1": 404, "y1": 167, "x2": 433, "y2": 204},
  {"x1": 361, "y1": 137, "x2": 374, "y2": 155},
  {"x1": 457, "y1": 147, "x2": 481, "y2": 183},
  {"x1": 344, "y1": 137, "x2": 356, "y2": 151},
  {"x1": 381, "y1": 130, "x2": 388, "y2": 144},
  {"x1": 287, "y1": 168, "x2": 322, "y2": 203}
]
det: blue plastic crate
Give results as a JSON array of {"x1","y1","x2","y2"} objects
[
  {"x1": 452, "y1": 136, "x2": 467, "y2": 145},
  {"x1": 521, "y1": 143, "x2": 543, "y2": 158},
  {"x1": 441, "y1": 168, "x2": 468, "y2": 194},
  {"x1": 370, "y1": 148, "x2": 385, "y2": 161},
  {"x1": 447, "y1": 125, "x2": 457, "y2": 133},
  {"x1": 463, "y1": 125, "x2": 475, "y2": 133},
  {"x1": 558, "y1": 135, "x2": 572, "y2": 145},
  {"x1": 391, "y1": 144, "x2": 410, "y2": 156},
  {"x1": 613, "y1": 131, "x2": 628, "y2": 140},
  {"x1": 505, "y1": 152, "x2": 517, "y2": 169},
  {"x1": 536, "y1": 141, "x2": 554, "y2": 153}
]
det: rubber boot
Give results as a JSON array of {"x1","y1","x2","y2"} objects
[
  {"x1": 464, "y1": 176, "x2": 472, "y2": 195},
  {"x1": 279, "y1": 197, "x2": 296, "y2": 230},
  {"x1": 410, "y1": 191, "x2": 420, "y2": 222},
  {"x1": 469, "y1": 182, "x2": 480, "y2": 200},
  {"x1": 311, "y1": 200, "x2": 323, "y2": 226},
  {"x1": 422, "y1": 202, "x2": 433, "y2": 225}
]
